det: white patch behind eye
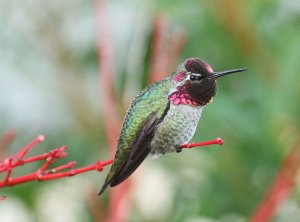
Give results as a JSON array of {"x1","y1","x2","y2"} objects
[
  {"x1": 189, "y1": 73, "x2": 202, "y2": 77},
  {"x1": 172, "y1": 72, "x2": 202, "y2": 93},
  {"x1": 188, "y1": 73, "x2": 202, "y2": 81}
]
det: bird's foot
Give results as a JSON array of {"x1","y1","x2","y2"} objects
[{"x1": 176, "y1": 147, "x2": 182, "y2": 153}]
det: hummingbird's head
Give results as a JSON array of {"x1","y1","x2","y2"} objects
[{"x1": 170, "y1": 58, "x2": 246, "y2": 106}]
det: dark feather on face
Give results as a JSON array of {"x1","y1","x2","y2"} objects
[
  {"x1": 185, "y1": 78, "x2": 217, "y2": 105},
  {"x1": 180, "y1": 58, "x2": 217, "y2": 105}
]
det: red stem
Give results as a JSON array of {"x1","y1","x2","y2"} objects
[
  {"x1": 149, "y1": 14, "x2": 170, "y2": 83},
  {"x1": 0, "y1": 135, "x2": 115, "y2": 188},
  {"x1": 38, "y1": 146, "x2": 67, "y2": 172},
  {"x1": 94, "y1": 1, "x2": 132, "y2": 222},
  {"x1": 0, "y1": 135, "x2": 222, "y2": 189},
  {"x1": 95, "y1": 0, "x2": 121, "y2": 153},
  {"x1": 47, "y1": 161, "x2": 77, "y2": 173},
  {"x1": 148, "y1": 15, "x2": 187, "y2": 84},
  {"x1": 3, "y1": 159, "x2": 13, "y2": 184},
  {"x1": 250, "y1": 140, "x2": 300, "y2": 222},
  {"x1": 12, "y1": 135, "x2": 45, "y2": 160},
  {"x1": 0, "y1": 147, "x2": 67, "y2": 173},
  {"x1": 166, "y1": 29, "x2": 187, "y2": 72},
  {"x1": 181, "y1": 138, "x2": 224, "y2": 148},
  {"x1": 0, "y1": 160, "x2": 113, "y2": 187}
]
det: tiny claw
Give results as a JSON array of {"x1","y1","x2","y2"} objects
[{"x1": 176, "y1": 147, "x2": 182, "y2": 153}]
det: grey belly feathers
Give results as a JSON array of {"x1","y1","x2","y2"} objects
[{"x1": 150, "y1": 104, "x2": 203, "y2": 157}]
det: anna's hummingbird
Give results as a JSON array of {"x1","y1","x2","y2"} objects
[{"x1": 99, "y1": 57, "x2": 246, "y2": 195}]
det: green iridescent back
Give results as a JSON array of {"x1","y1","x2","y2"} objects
[{"x1": 104, "y1": 78, "x2": 172, "y2": 183}]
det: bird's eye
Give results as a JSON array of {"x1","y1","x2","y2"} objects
[{"x1": 189, "y1": 75, "x2": 200, "y2": 81}]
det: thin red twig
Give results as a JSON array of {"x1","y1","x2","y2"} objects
[
  {"x1": 181, "y1": 138, "x2": 224, "y2": 148},
  {"x1": 148, "y1": 15, "x2": 188, "y2": 84},
  {"x1": 0, "y1": 135, "x2": 45, "y2": 171},
  {"x1": 149, "y1": 14, "x2": 170, "y2": 83},
  {"x1": 95, "y1": 0, "x2": 121, "y2": 153},
  {"x1": 13, "y1": 135, "x2": 45, "y2": 160},
  {"x1": 0, "y1": 134, "x2": 223, "y2": 189},
  {"x1": 95, "y1": 0, "x2": 132, "y2": 221},
  {"x1": 250, "y1": 138, "x2": 300, "y2": 222},
  {"x1": 46, "y1": 161, "x2": 77, "y2": 173},
  {"x1": 0, "y1": 144, "x2": 66, "y2": 173},
  {"x1": 0, "y1": 135, "x2": 113, "y2": 188},
  {"x1": 166, "y1": 29, "x2": 187, "y2": 73}
]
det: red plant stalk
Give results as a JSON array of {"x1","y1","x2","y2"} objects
[
  {"x1": 166, "y1": 29, "x2": 187, "y2": 73},
  {"x1": 94, "y1": 0, "x2": 133, "y2": 221},
  {"x1": 148, "y1": 14, "x2": 170, "y2": 83},
  {"x1": 250, "y1": 139, "x2": 300, "y2": 222},
  {"x1": 181, "y1": 138, "x2": 224, "y2": 148},
  {"x1": 148, "y1": 15, "x2": 187, "y2": 84},
  {"x1": 0, "y1": 135, "x2": 223, "y2": 188},
  {"x1": 0, "y1": 135, "x2": 113, "y2": 188},
  {"x1": 95, "y1": 0, "x2": 121, "y2": 153}
]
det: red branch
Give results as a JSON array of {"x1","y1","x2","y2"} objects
[
  {"x1": 0, "y1": 135, "x2": 113, "y2": 188},
  {"x1": 148, "y1": 14, "x2": 187, "y2": 84},
  {"x1": 181, "y1": 138, "x2": 224, "y2": 148},
  {"x1": 95, "y1": 0, "x2": 121, "y2": 153},
  {"x1": 149, "y1": 14, "x2": 170, "y2": 83},
  {"x1": 166, "y1": 29, "x2": 187, "y2": 72},
  {"x1": 0, "y1": 135, "x2": 223, "y2": 189},
  {"x1": 95, "y1": 0, "x2": 133, "y2": 221},
  {"x1": 250, "y1": 139, "x2": 300, "y2": 222}
]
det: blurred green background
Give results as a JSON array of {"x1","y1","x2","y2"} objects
[{"x1": 1, "y1": 0, "x2": 300, "y2": 221}]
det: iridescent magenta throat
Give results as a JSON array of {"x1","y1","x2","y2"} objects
[{"x1": 168, "y1": 91, "x2": 199, "y2": 106}]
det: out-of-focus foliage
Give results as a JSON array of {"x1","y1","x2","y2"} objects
[{"x1": 1, "y1": 0, "x2": 300, "y2": 222}]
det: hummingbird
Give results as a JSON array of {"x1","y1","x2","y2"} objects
[{"x1": 99, "y1": 57, "x2": 246, "y2": 195}]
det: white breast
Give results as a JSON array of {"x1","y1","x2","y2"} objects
[{"x1": 150, "y1": 104, "x2": 203, "y2": 156}]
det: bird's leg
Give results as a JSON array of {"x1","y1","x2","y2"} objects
[{"x1": 176, "y1": 145, "x2": 182, "y2": 153}]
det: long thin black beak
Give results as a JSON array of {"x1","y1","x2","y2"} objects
[{"x1": 213, "y1": 68, "x2": 247, "y2": 79}]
